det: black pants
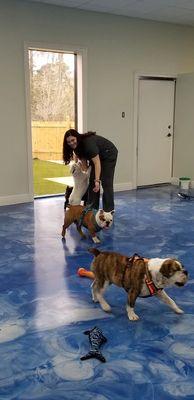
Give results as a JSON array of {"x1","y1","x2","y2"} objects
[{"x1": 87, "y1": 151, "x2": 118, "y2": 212}]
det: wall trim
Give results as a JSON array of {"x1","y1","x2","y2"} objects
[
  {"x1": 0, "y1": 185, "x2": 132, "y2": 206},
  {"x1": 0, "y1": 194, "x2": 34, "y2": 207},
  {"x1": 114, "y1": 182, "x2": 133, "y2": 192}
]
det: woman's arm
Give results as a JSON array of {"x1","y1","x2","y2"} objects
[{"x1": 91, "y1": 155, "x2": 101, "y2": 192}]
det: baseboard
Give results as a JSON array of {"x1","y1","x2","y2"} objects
[
  {"x1": 0, "y1": 193, "x2": 34, "y2": 206},
  {"x1": 0, "y1": 184, "x2": 133, "y2": 206},
  {"x1": 114, "y1": 182, "x2": 133, "y2": 192}
]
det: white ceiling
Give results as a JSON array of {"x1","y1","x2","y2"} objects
[{"x1": 26, "y1": 0, "x2": 194, "y2": 27}]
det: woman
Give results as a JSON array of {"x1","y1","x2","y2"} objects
[{"x1": 63, "y1": 129, "x2": 118, "y2": 212}]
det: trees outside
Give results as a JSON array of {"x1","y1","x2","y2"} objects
[{"x1": 29, "y1": 51, "x2": 75, "y2": 121}]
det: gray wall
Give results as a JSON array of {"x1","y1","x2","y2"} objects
[{"x1": 1, "y1": 0, "x2": 194, "y2": 204}]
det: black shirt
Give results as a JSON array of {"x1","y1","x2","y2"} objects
[{"x1": 76, "y1": 135, "x2": 118, "y2": 161}]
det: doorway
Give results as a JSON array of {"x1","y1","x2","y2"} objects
[
  {"x1": 28, "y1": 48, "x2": 79, "y2": 197},
  {"x1": 134, "y1": 76, "x2": 176, "y2": 187}
]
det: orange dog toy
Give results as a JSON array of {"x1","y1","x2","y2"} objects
[{"x1": 77, "y1": 267, "x2": 95, "y2": 279}]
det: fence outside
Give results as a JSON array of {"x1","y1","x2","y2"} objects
[{"x1": 32, "y1": 120, "x2": 75, "y2": 161}]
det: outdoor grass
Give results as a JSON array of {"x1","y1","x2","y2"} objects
[{"x1": 33, "y1": 159, "x2": 70, "y2": 196}]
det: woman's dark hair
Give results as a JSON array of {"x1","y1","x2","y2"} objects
[{"x1": 63, "y1": 129, "x2": 96, "y2": 164}]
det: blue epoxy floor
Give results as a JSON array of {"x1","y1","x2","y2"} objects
[{"x1": 0, "y1": 185, "x2": 194, "y2": 400}]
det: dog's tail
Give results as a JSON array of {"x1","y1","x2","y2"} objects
[
  {"x1": 80, "y1": 350, "x2": 106, "y2": 363},
  {"x1": 88, "y1": 248, "x2": 101, "y2": 257}
]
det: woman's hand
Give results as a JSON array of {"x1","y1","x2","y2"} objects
[
  {"x1": 91, "y1": 155, "x2": 101, "y2": 193},
  {"x1": 93, "y1": 180, "x2": 100, "y2": 192}
]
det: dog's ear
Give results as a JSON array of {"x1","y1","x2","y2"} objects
[
  {"x1": 110, "y1": 210, "x2": 115, "y2": 215},
  {"x1": 88, "y1": 248, "x2": 101, "y2": 257},
  {"x1": 99, "y1": 209, "x2": 104, "y2": 215},
  {"x1": 160, "y1": 259, "x2": 180, "y2": 277}
]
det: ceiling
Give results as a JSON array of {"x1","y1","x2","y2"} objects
[{"x1": 26, "y1": 0, "x2": 194, "y2": 27}]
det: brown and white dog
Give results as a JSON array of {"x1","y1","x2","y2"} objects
[
  {"x1": 62, "y1": 205, "x2": 114, "y2": 243},
  {"x1": 90, "y1": 249, "x2": 188, "y2": 321}
]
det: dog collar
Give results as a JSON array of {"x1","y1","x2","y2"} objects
[
  {"x1": 145, "y1": 264, "x2": 162, "y2": 296},
  {"x1": 78, "y1": 206, "x2": 101, "y2": 232},
  {"x1": 145, "y1": 277, "x2": 162, "y2": 296},
  {"x1": 92, "y1": 211, "x2": 102, "y2": 232}
]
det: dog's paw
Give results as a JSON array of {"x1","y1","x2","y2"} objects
[
  {"x1": 128, "y1": 312, "x2": 139, "y2": 321},
  {"x1": 92, "y1": 297, "x2": 99, "y2": 303},
  {"x1": 61, "y1": 226, "x2": 66, "y2": 237},
  {"x1": 92, "y1": 292, "x2": 99, "y2": 303},
  {"x1": 92, "y1": 236, "x2": 101, "y2": 244},
  {"x1": 175, "y1": 307, "x2": 184, "y2": 314},
  {"x1": 101, "y1": 303, "x2": 112, "y2": 312}
]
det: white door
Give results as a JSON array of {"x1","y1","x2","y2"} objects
[{"x1": 137, "y1": 79, "x2": 175, "y2": 186}]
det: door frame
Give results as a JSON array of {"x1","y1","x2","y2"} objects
[
  {"x1": 132, "y1": 72, "x2": 177, "y2": 189},
  {"x1": 24, "y1": 41, "x2": 87, "y2": 199}
]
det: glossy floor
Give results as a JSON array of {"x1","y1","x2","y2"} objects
[{"x1": 0, "y1": 186, "x2": 194, "y2": 400}]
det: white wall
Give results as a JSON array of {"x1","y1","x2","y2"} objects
[
  {"x1": 174, "y1": 73, "x2": 194, "y2": 181},
  {"x1": 1, "y1": 0, "x2": 194, "y2": 204}
]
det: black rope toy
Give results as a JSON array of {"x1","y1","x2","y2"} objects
[{"x1": 80, "y1": 326, "x2": 107, "y2": 363}]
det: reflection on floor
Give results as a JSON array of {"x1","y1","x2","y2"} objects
[{"x1": 0, "y1": 185, "x2": 194, "y2": 400}]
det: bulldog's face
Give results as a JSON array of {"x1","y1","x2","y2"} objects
[
  {"x1": 96, "y1": 210, "x2": 114, "y2": 229},
  {"x1": 160, "y1": 259, "x2": 188, "y2": 287}
]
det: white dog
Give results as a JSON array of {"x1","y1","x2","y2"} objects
[{"x1": 69, "y1": 161, "x2": 91, "y2": 206}]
